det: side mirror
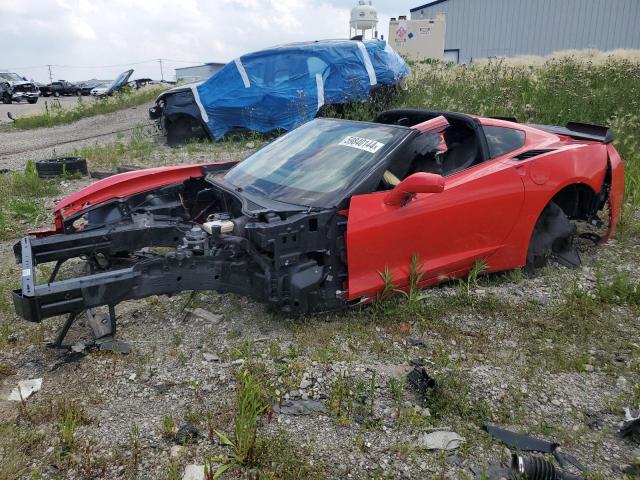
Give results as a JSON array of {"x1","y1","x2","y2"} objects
[{"x1": 384, "y1": 172, "x2": 445, "y2": 207}]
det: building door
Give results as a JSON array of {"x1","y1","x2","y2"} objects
[{"x1": 444, "y1": 49, "x2": 459, "y2": 63}]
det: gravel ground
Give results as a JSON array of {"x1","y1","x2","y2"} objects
[{"x1": 0, "y1": 102, "x2": 155, "y2": 170}]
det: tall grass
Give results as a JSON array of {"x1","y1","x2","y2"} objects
[
  {"x1": 0, "y1": 161, "x2": 59, "y2": 239},
  {"x1": 12, "y1": 87, "x2": 165, "y2": 130}
]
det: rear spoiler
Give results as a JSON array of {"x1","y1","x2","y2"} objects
[{"x1": 529, "y1": 122, "x2": 614, "y2": 144}]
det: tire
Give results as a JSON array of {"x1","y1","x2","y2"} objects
[
  {"x1": 2, "y1": 94, "x2": 11, "y2": 104},
  {"x1": 526, "y1": 201, "x2": 580, "y2": 270},
  {"x1": 27, "y1": 98, "x2": 38, "y2": 104},
  {"x1": 36, "y1": 157, "x2": 88, "y2": 178}
]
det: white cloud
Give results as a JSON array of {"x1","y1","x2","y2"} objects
[{"x1": 0, "y1": 0, "x2": 415, "y2": 82}]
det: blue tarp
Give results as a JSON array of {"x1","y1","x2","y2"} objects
[{"x1": 195, "y1": 39, "x2": 410, "y2": 140}]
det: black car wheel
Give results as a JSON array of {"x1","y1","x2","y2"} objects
[
  {"x1": 1, "y1": 94, "x2": 11, "y2": 104},
  {"x1": 36, "y1": 157, "x2": 88, "y2": 178},
  {"x1": 27, "y1": 98, "x2": 38, "y2": 104},
  {"x1": 526, "y1": 201, "x2": 580, "y2": 270}
]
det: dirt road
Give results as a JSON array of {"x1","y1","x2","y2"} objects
[{"x1": 0, "y1": 101, "x2": 156, "y2": 170}]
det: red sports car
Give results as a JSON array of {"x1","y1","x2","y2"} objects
[{"x1": 12, "y1": 109, "x2": 624, "y2": 343}]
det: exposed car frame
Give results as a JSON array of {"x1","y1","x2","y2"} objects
[{"x1": 12, "y1": 110, "x2": 623, "y2": 347}]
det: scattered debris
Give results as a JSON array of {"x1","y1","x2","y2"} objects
[
  {"x1": 35, "y1": 157, "x2": 88, "y2": 178},
  {"x1": 620, "y1": 407, "x2": 640, "y2": 443},
  {"x1": 175, "y1": 424, "x2": 199, "y2": 444},
  {"x1": 273, "y1": 399, "x2": 326, "y2": 416},
  {"x1": 483, "y1": 424, "x2": 557, "y2": 452},
  {"x1": 187, "y1": 308, "x2": 223, "y2": 324},
  {"x1": 182, "y1": 464, "x2": 204, "y2": 480},
  {"x1": 406, "y1": 365, "x2": 436, "y2": 398},
  {"x1": 94, "y1": 336, "x2": 132, "y2": 354},
  {"x1": 418, "y1": 431, "x2": 464, "y2": 451},
  {"x1": 483, "y1": 424, "x2": 585, "y2": 479},
  {"x1": 203, "y1": 353, "x2": 220, "y2": 362},
  {"x1": 7, "y1": 378, "x2": 42, "y2": 401}
]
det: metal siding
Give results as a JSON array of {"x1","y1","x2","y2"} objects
[{"x1": 411, "y1": 0, "x2": 640, "y2": 63}]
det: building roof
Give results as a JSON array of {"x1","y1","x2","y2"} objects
[
  {"x1": 410, "y1": 0, "x2": 450, "y2": 12},
  {"x1": 175, "y1": 62, "x2": 225, "y2": 72}
]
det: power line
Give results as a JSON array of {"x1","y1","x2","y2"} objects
[{"x1": 7, "y1": 58, "x2": 214, "y2": 71}]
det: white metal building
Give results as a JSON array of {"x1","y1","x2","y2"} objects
[
  {"x1": 411, "y1": 0, "x2": 640, "y2": 63},
  {"x1": 175, "y1": 62, "x2": 225, "y2": 83}
]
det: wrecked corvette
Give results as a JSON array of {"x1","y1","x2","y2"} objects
[
  {"x1": 12, "y1": 110, "x2": 624, "y2": 339},
  {"x1": 149, "y1": 39, "x2": 409, "y2": 144}
]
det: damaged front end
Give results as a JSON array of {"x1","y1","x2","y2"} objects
[{"x1": 13, "y1": 163, "x2": 348, "y2": 331}]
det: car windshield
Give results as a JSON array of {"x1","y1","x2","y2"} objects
[
  {"x1": 224, "y1": 118, "x2": 407, "y2": 207},
  {"x1": 0, "y1": 73, "x2": 25, "y2": 82}
]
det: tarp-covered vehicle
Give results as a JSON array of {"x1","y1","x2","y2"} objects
[
  {"x1": 12, "y1": 110, "x2": 623, "y2": 346},
  {"x1": 149, "y1": 39, "x2": 410, "y2": 145}
]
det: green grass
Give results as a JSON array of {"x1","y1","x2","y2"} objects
[
  {"x1": 12, "y1": 86, "x2": 165, "y2": 129},
  {"x1": 0, "y1": 161, "x2": 59, "y2": 240}
]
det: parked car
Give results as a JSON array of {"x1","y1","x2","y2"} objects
[
  {"x1": 12, "y1": 110, "x2": 623, "y2": 337},
  {"x1": 0, "y1": 72, "x2": 40, "y2": 104},
  {"x1": 91, "y1": 69, "x2": 134, "y2": 97},
  {"x1": 90, "y1": 81, "x2": 112, "y2": 96},
  {"x1": 39, "y1": 80, "x2": 81, "y2": 97},
  {"x1": 149, "y1": 39, "x2": 410, "y2": 145}
]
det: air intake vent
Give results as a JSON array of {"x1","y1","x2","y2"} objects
[{"x1": 513, "y1": 149, "x2": 555, "y2": 160}]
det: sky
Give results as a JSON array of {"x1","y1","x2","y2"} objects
[{"x1": 0, "y1": 0, "x2": 419, "y2": 83}]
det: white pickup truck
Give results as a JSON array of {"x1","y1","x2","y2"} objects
[{"x1": 0, "y1": 72, "x2": 40, "y2": 104}]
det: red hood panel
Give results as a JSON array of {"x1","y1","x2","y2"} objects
[{"x1": 55, "y1": 163, "x2": 220, "y2": 222}]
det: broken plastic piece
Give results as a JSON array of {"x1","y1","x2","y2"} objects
[
  {"x1": 620, "y1": 407, "x2": 640, "y2": 443},
  {"x1": 483, "y1": 424, "x2": 558, "y2": 452},
  {"x1": 8, "y1": 378, "x2": 42, "y2": 401},
  {"x1": 418, "y1": 431, "x2": 463, "y2": 451},
  {"x1": 273, "y1": 399, "x2": 326, "y2": 416},
  {"x1": 406, "y1": 366, "x2": 436, "y2": 398}
]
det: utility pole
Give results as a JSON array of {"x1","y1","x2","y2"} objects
[
  {"x1": 158, "y1": 59, "x2": 164, "y2": 82},
  {"x1": 47, "y1": 65, "x2": 53, "y2": 83}
]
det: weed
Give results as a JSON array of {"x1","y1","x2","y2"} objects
[
  {"x1": 387, "y1": 377, "x2": 405, "y2": 419},
  {"x1": 59, "y1": 409, "x2": 78, "y2": 452},
  {"x1": 161, "y1": 414, "x2": 176, "y2": 439},
  {"x1": 215, "y1": 368, "x2": 269, "y2": 466},
  {"x1": 129, "y1": 424, "x2": 141, "y2": 470}
]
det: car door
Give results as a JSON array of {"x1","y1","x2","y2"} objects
[{"x1": 346, "y1": 151, "x2": 525, "y2": 301}]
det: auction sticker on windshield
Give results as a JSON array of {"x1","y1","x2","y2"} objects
[{"x1": 339, "y1": 136, "x2": 385, "y2": 154}]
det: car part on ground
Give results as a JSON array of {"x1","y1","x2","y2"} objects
[
  {"x1": 406, "y1": 366, "x2": 437, "y2": 399},
  {"x1": 620, "y1": 407, "x2": 640, "y2": 443},
  {"x1": 483, "y1": 424, "x2": 585, "y2": 478},
  {"x1": 11, "y1": 111, "x2": 623, "y2": 350},
  {"x1": 149, "y1": 39, "x2": 410, "y2": 145},
  {"x1": 35, "y1": 157, "x2": 88, "y2": 178}
]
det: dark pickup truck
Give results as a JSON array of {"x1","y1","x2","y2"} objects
[{"x1": 40, "y1": 80, "x2": 81, "y2": 97}]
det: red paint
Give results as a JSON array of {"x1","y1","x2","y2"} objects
[
  {"x1": 346, "y1": 116, "x2": 623, "y2": 300},
  {"x1": 52, "y1": 162, "x2": 236, "y2": 230}
]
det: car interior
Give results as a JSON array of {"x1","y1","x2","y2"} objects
[{"x1": 375, "y1": 110, "x2": 485, "y2": 188}]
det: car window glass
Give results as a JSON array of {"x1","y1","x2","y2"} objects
[
  {"x1": 224, "y1": 118, "x2": 407, "y2": 207},
  {"x1": 484, "y1": 126, "x2": 525, "y2": 158}
]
